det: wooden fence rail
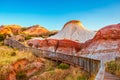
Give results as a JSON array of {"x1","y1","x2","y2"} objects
[{"x1": 4, "y1": 38, "x2": 101, "y2": 78}]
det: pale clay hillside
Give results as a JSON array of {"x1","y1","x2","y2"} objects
[{"x1": 49, "y1": 20, "x2": 96, "y2": 43}]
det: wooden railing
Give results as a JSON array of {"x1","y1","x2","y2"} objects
[
  {"x1": 4, "y1": 38, "x2": 101, "y2": 78},
  {"x1": 115, "y1": 57, "x2": 120, "y2": 61}
]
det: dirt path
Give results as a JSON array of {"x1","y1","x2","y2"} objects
[{"x1": 104, "y1": 72, "x2": 120, "y2": 80}]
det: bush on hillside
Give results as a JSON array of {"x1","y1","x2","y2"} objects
[
  {"x1": 57, "y1": 63, "x2": 70, "y2": 69},
  {"x1": 25, "y1": 35, "x2": 32, "y2": 40},
  {"x1": 0, "y1": 34, "x2": 5, "y2": 41},
  {"x1": 11, "y1": 52, "x2": 16, "y2": 56},
  {"x1": 16, "y1": 71, "x2": 27, "y2": 80}
]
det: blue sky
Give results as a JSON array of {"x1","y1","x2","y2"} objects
[{"x1": 0, "y1": 0, "x2": 120, "y2": 30}]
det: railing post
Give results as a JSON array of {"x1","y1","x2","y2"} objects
[{"x1": 89, "y1": 58, "x2": 91, "y2": 77}]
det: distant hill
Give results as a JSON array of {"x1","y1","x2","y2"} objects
[
  {"x1": 0, "y1": 24, "x2": 58, "y2": 40},
  {"x1": 0, "y1": 25, "x2": 22, "y2": 35},
  {"x1": 23, "y1": 25, "x2": 50, "y2": 36}
]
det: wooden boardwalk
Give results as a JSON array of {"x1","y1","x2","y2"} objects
[
  {"x1": 5, "y1": 38, "x2": 120, "y2": 80},
  {"x1": 104, "y1": 72, "x2": 120, "y2": 80}
]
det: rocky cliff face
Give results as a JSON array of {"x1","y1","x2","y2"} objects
[
  {"x1": 56, "y1": 39, "x2": 82, "y2": 55},
  {"x1": 94, "y1": 24, "x2": 120, "y2": 40},
  {"x1": 27, "y1": 39, "x2": 82, "y2": 54},
  {"x1": 49, "y1": 20, "x2": 95, "y2": 43},
  {"x1": 78, "y1": 24, "x2": 120, "y2": 61}
]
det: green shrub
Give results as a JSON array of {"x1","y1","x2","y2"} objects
[
  {"x1": 25, "y1": 36, "x2": 32, "y2": 40},
  {"x1": 11, "y1": 52, "x2": 16, "y2": 56},
  {"x1": 106, "y1": 61, "x2": 120, "y2": 76},
  {"x1": 16, "y1": 71, "x2": 27, "y2": 80},
  {"x1": 77, "y1": 76, "x2": 87, "y2": 80},
  {"x1": 57, "y1": 63, "x2": 70, "y2": 69},
  {"x1": 22, "y1": 27, "x2": 27, "y2": 31},
  {"x1": 0, "y1": 34, "x2": 5, "y2": 41},
  {"x1": 0, "y1": 41, "x2": 4, "y2": 46}
]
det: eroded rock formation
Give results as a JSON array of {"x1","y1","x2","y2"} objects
[
  {"x1": 27, "y1": 39, "x2": 82, "y2": 54},
  {"x1": 79, "y1": 24, "x2": 120, "y2": 61},
  {"x1": 6, "y1": 58, "x2": 44, "y2": 80},
  {"x1": 49, "y1": 20, "x2": 95, "y2": 42}
]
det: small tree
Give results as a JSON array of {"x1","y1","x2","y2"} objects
[
  {"x1": 16, "y1": 71, "x2": 27, "y2": 80},
  {"x1": 0, "y1": 34, "x2": 5, "y2": 41}
]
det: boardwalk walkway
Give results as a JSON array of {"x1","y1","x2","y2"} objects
[
  {"x1": 4, "y1": 38, "x2": 120, "y2": 80},
  {"x1": 104, "y1": 72, "x2": 120, "y2": 80}
]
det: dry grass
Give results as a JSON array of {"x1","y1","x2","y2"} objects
[
  {"x1": 30, "y1": 66, "x2": 89, "y2": 80},
  {"x1": 30, "y1": 59, "x2": 58, "y2": 77},
  {"x1": 0, "y1": 46, "x2": 35, "y2": 66},
  {"x1": 0, "y1": 42, "x2": 36, "y2": 79}
]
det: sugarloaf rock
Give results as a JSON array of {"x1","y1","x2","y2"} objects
[{"x1": 49, "y1": 20, "x2": 95, "y2": 43}]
